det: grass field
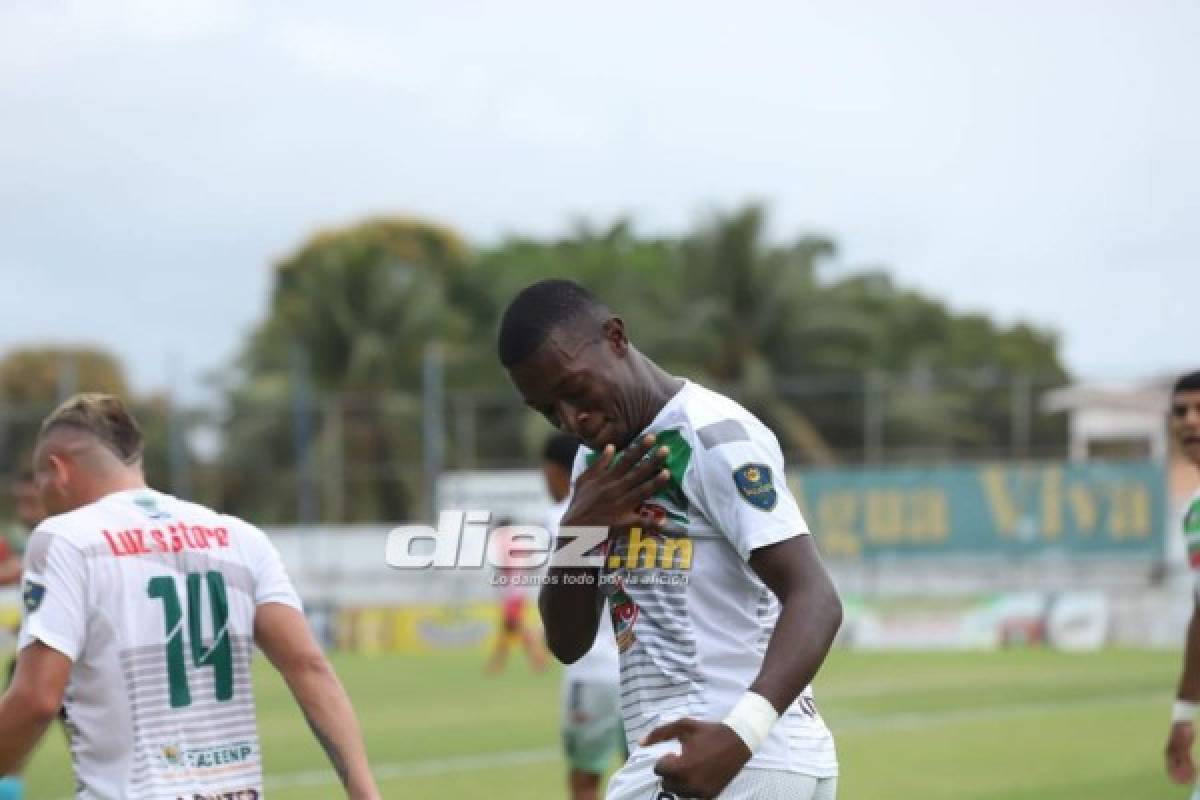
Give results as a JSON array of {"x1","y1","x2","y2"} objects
[{"x1": 21, "y1": 648, "x2": 1194, "y2": 799}]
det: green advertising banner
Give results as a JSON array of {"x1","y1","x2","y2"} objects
[{"x1": 789, "y1": 461, "x2": 1165, "y2": 559}]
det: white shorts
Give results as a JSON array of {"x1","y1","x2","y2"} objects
[
  {"x1": 561, "y1": 678, "x2": 625, "y2": 775},
  {"x1": 606, "y1": 767, "x2": 838, "y2": 800}
]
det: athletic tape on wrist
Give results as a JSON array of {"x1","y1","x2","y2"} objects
[
  {"x1": 721, "y1": 691, "x2": 779, "y2": 753},
  {"x1": 1173, "y1": 699, "x2": 1199, "y2": 724}
]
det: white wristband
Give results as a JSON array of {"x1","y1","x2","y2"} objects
[
  {"x1": 721, "y1": 692, "x2": 779, "y2": 753},
  {"x1": 1173, "y1": 700, "x2": 1199, "y2": 724}
]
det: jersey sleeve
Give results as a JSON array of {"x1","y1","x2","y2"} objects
[
  {"x1": 689, "y1": 418, "x2": 810, "y2": 561},
  {"x1": 242, "y1": 523, "x2": 304, "y2": 611},
  {"x1": 556, "y1": 447, "x2": 591, "y2": 540},
  {"x1": 568, "y1": 447, "x2": 589, "y2": 491},
  {"x1": 17, "y1": 531, "x2": 89, "y2": 661}
]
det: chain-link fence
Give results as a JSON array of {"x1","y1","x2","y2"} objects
[{"x1": 0, "y1": 367, "x2": 1087, "y2": 525}]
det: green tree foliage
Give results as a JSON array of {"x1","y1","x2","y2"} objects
[
  {"x1": 813, "y1": 273, "x2": 1067, "y2": 458},
  {"x1": 0, "y1": 347, "x2": 129, "y2": 407},
  {"x1": 220, "y1": 217, "x2": 474, "y2": 523},
  {"x1": 0, "y1": 347, "x2": 132, "y2": 476},
  {"x1": 474, "y1": 204, "x2": 1067, "y2": 465},
  {"x1": 269, "y1": 217, "x2": 473, "y2": 391},
  {"x1": 0, "y1": 347, "x2": 179, "y2": 503},
  {"x1": 669, "y1": 205, "x2": 845, "y2": 462},
  {"x1": 221, "y1": 205, "x2": 1070, "y2": 523}
]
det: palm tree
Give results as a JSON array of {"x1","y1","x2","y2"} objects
[
  {"x1": 660, "y1": 204, "x2": 879, "y2": 464},
  {"x1": 220, "y1": 217, "x2": 473, "y2": 523}
]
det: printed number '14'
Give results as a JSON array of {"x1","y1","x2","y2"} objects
[{"x1": 146, "y1": 572, "x2": 233, "y2": 708}]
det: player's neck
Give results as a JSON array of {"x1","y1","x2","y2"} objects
[
  {"x1": 622, "y1": 353, "x2": 685, "y2": 441},
  {"x1": 83, "y1": 472, "x2": 150, "y2": 506}
]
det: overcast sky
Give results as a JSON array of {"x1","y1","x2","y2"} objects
[{"x1": 1, "y1": 0, "x2": 1196, "y2": 398}]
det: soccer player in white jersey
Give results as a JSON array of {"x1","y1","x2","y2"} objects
[
  {"x1": 544, "y1": 433, "x2": 625, "y2": 800},
  {"x1": 1165, "y1": 370, "x2": 1200, "y2": 793},
  {"x1": 0, "y1": 394, "x2": 380, "y2": 800},
  {"x1": 498, "y1": 280, "x2": 842, "y2": 800}
]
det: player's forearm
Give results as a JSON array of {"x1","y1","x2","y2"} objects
[
  {"x1": 749, "y1": 572, "x2": 842, "y2": 713},
  {"x1": 538, "y1": 571, "x2": 602, "y2": 664},
  {"x1": 284, "y1": 656, "x2": 378, "y2": 799},
  {"x1": 0, "y1": 687, "x2": 57, "y2": 773},
  {"x1": 1179, "y1": 605, "x2": 1200, "y2": 701}
]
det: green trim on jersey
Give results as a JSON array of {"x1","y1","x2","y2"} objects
[
  {"x1": 586, "y1": 428, "x2": 693, "y2": 521},
  {"x1": 1185, "y1": 496, "x2": 1200, "y2": 535},
  {"x1": 1184, "y1": 496, "x2": 1200, "y2": 568}
]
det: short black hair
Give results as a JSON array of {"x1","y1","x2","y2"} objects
[
  {"x1": 542, "y1": 432, "x2": 580, "y2": 470},
  {"x1": 497, "y1": 279, "x2": 606, "y2": 368},
  {"x1": 1175, "y1": 371, "x2": 1200, "y2": 395}
]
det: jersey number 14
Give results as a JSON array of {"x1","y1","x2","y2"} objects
[{"x1": 147, "y1": 572, "x2": 233, "y2": 709}]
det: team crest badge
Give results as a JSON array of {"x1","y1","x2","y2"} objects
[
  {"x1": 23, "y1": 580, "x2": 45, "y2": 613},
  {"x1": 608, "y1": 579, "x2": 639, "y2": 653},
  {"x1": 733, "y1": 463, "x2": 777, "y2": 511}
]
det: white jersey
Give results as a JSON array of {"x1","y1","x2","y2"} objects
[
  {"x1": 548, "y1": 498, "x2": 620, "y2": 687},
  {"x1": 18, "y1": 488, "x2": 302, "y2": 800},
  {"x1": 575, "y1": 381, "x2": 837, "y2": 796}
]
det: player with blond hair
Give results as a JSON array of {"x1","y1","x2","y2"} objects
[{"x1": 0, "y1": 394, "x2": 380, "y2": 799}]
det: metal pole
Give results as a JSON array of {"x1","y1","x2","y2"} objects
[
  {"x1": 166, "y1": 355, "x2": 191, "y2": 499},
  {"x1": 167, "y1": 403, "x2": 191, "y2": 499},
  {"x1": 454, "y1": 393, "x2": 477, "y2": 470},
  {"x1": 323, "y1": 393, "x2": 345, "y2": 523},
  {"x1": 291, "y1": 343, "x2": 317, "y2": 525},
  {"x1": 423, "y1": 342, "x2": 445, "y2": 519},
  {"x1": 56, "y1": 353, "x2": 78, "y2": 402},
  {"x1": 865, "y1": 370, "x2": 885, "y2": 465},
  {"x1": 1011, "y1": 372, "x2": 1033, "y2": 461}
]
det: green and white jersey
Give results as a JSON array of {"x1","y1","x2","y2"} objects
[
  {"x1": 1185, "y1": 490, "x2": 1200, "y2": 578},
  {"x1": 575, "y1": 381, "x2": 838, "y2": 795},
  {"x1": 18, "y1": 488, "x2": 301, "y2": 800}
]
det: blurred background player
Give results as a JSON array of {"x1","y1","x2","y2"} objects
[
  {"x1": 1, "y1": 470, "x2": 45, "y2": 585},
  {"x1": 543, "y1": 432, "x2": 625, "y2": 800},
  {"x1": 0, "y1": 394, "x2": 380, "y2": 799},
  {"x1": 486, "y1": 515, "x2": 548, "y2": 674},
  {"x1": 1165, "y1": 370, "x2": 1200, "y2": 795},
  {"x1": 0, "y1": 470, "x2": 45, "y2": 800}
]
